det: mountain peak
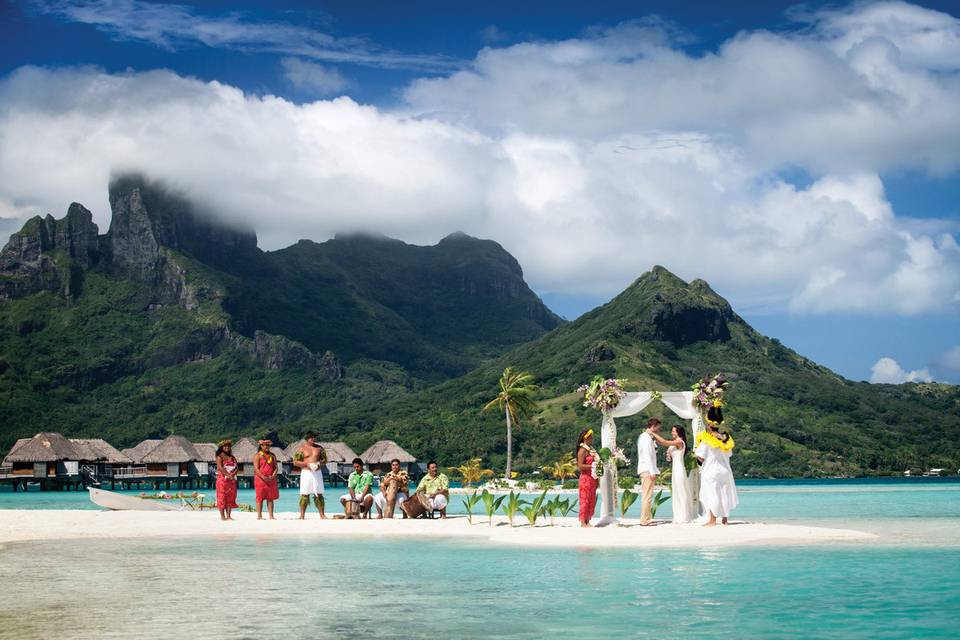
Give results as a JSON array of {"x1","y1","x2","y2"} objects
[
  {"x1": 107, "y1": 173, "x2": 257, "y2": 279},
  {"x1": 607, "y1": 266, "x2": 737, "y2": 347},
  {"x1": 438, "y1": 231, "x2": 477, "y2": 243}
]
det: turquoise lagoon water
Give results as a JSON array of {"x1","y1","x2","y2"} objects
[
  {"x1": 0, "y1": 538, "x2": 958, "y2": 639},
  {"x1": 2, "y1": 479, "x2": 959, "y2": 639}
]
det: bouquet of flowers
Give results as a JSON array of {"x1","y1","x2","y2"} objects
[
  {"x1": 577, "y1": 376, "x2": 628, "y2": 412},
  {"x1": 692, "y1": 373, "x2": 727, "y2": 411},
  {"x1": 591, "y1": 446, "x2": 630, "y2": 479}
]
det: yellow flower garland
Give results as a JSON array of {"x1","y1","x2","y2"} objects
[{"x1": 695, "y1": 430, "x2": 735, "y2": 452}]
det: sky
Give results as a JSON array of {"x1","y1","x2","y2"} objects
[{"x1": 0, "y1": 0, "x2": 958, "y2": 383}]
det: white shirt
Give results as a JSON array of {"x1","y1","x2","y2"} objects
[{"x1": 636, "y1": 431, "x2": 659, "y2": 476}]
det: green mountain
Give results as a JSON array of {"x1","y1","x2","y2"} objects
[
  {"x1": 1, "y1": 176, "x2": 957, "y2": 476},
  {"x1": 360, "y1": 267, "x2": 960, "y2": 476}
]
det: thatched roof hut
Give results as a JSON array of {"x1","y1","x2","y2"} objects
[
  {"x1": 141, "y1": 435, "x2": 200, "y2": 464},
  {"x1": 3, "y1": 432, "x2": 81, "y2": 463},
  {"x1": 360, "y1": 440, "x2": 416, "y2": 465},
  {"x1": 69, "y1": 439, "x2": 131, "y2": 464},
  {"x1": 122, "y1": 439, "x2": 162, "y2": 464},
  {"x1": 230, "y1": 437, "x2": 260, "y2": 462},
  {"x1": 284, "y1": 440, "x2": 358, "y2": 463},
  {"x1": 193, "y1": 443, "x2": 217, "y2": 463}
]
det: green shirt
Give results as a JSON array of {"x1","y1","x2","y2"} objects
[
  {"x1": 416, "y1": 473, "x2": 449, "y2": 495},
  {"x1": 348, "y1": 470, "x2": 374, "y2": 496}
]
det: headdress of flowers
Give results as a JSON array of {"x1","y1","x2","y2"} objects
[
  {"x1": 576, "y1": 376, "x2": 628, "y2": 413},
  {"x1": 692, "y1": 373, "x2": 727, "y2": 411}
]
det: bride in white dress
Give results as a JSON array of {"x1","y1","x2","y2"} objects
[{"x1": 665, "y1": 425, "x2": 693, "y2": 524}]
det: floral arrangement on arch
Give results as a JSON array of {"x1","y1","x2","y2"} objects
[
  {"x1": 577, "y1": 376, "x2": 628, "y2": 412},
  {"x1": 692, "y1": 373, "x2": 727, "y2": 411}
]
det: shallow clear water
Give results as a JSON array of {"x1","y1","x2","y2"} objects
[
  {"x1": 2, "y1": 480, "x2": 960, "y2": 638},
  {"x1": 0, "y1": 537, "x2": 958, "y2": 639}
]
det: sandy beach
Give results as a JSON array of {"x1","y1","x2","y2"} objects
[{"x1": 0, "y1": 509, "x2": 875, "y2": 548}]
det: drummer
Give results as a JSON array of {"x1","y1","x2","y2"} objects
[
  {"x1": 374, "y1": 458, "x2": 409, "y2": 518},
  {"x1": 415, "y1": 461, "x2": 450, "y2": 518},
  {"x1": 341, "y1": 458, "x2": 375, "y2": 518}
]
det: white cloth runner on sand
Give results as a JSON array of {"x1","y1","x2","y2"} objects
[{"x1": 299, "y1": 467, "x2": 324, "y2": 496}]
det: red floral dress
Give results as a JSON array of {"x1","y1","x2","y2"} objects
[
  {"x1": 578, "y1": 450, "x2": 598, "y2": 524},
  {"x1": 254, "y1": 451, "x2": 279, "y2": 502},
  {"x1": 216, "y1": 456, "x2": 239, "y2": 509}
]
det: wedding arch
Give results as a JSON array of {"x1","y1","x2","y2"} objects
[{"x1": 596, "y1": 391, "x2": 704, "y2": 526}]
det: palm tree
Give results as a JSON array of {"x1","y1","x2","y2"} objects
[
  {"x1": 483, "y1": 367, "x2": 538, "y2": 479},
  {"x1": 449, "y1": 458, "x2": 495, "y2": 487},
  {"x1": 541, "y1": 453, "x2": 578, "y2": 483}
]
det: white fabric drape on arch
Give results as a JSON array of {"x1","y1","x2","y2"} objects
[{"x1": 597, "y1": 390, "x2": 703, "y2": 526}]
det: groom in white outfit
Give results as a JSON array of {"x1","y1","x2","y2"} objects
[{"x1": 636, "y1": 418, "x2": 662, "y2": 525}]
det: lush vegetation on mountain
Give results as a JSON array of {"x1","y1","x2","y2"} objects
[{"x1": 1, "y1": 176, "x2": 957, "y2": 477}]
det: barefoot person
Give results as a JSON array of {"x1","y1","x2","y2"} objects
[
  {"x1": 215, "y1": 440, "x2": 239, "y2": 521},
  {"x1": 374, "y1": 459, "x2": 409, "y2": 518},
  {"x1": 665, "y1": 425, "x2": 693, "y2": 524},
  {"x1": 253, "y1": 439, "x2": 279, "y2": 520},
  {"x1": 637, "y1": 418, "x2": 662, "y2": 525},
  {"x1": 695, "y1": 406, "x2": 738, "y2": 526},
  {"x1": 415, "y1": 461, "x2": 449, "y2": 517},
  {"x1": 576, "y1": 429, "x2": 598, "y2": 527},
  {"x1": 341, "y1": 458, "x2": 375, "y2": 518},
  {"x1": 293, "y1": 431, "x2": 327, "y2": 519}
]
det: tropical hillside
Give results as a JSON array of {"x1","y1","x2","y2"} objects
[{"x1": 1, "y1": 176, "x2": 957, "y2": 477}]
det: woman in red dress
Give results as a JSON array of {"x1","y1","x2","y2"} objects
[
  {"x1": 576, "y1": 428, "x2": 598, "y2": 527},
  {"x1": 216, "y1": 440, "x2": 239, "y2": 521},
  {"x1": 253, "y1": 439, "x2": 280, "y2": 520}
]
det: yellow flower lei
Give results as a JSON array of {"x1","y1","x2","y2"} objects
[{"x1": 695, "y1": 430, "x2": 735, "y2": 452}]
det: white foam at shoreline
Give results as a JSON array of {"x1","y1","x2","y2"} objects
[{"x1": 0, "y1": 510, "x2": 876, "y2": 548}]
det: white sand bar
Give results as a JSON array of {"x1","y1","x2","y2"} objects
[{"x1": 0, "y1": 510, "x2": 875, "y2": 547}]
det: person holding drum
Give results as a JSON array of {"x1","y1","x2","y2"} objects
[
  {"x1": 414, "y1": 461, "x2": 449, "y2": 518},
  {"x1": 341, "y1": 457, "x2": 375, "y2": 518},
  {"x1": 374, "y1": 458, "x2": 409, "y2": 518}
]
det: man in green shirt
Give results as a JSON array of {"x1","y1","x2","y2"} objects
[
  {"x1": 415, "y1": 461, "x2": 449, "y2": 518},
  {"x1": 341, "y1": 457, "x2": 374, "y2": 518}
]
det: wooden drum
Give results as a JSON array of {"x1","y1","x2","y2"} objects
[
  {"x1": 343, "y1": 499, "x2": 361, "y2": 519},
  {"x1": 383, "y1": 482, "x2": 399, "y2": 519},
  {"x1": 401, "y1": 492, "x2": 431, "y2": 519}
]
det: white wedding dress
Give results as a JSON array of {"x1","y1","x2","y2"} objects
[{"x1": 668, "y1": 444, "x2": 693, "y2": 523}]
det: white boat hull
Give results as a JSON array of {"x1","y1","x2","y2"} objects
[{"x1": 88, "y1": 487, "x2": 181, "y2": 511}]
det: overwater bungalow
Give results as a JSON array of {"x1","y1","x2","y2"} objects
[
  {"x1": 69, "y1": 438, "x2": 132, "y2": 477},
  {"x1": 0, "y1": 432, "x2": 83, "y2": 490},
  {"x1": 192, "y1": 443, "x2": 217, "y2": 477},
  {"x1": 136, "y1": 435, "x2": 206, "y2": 489},
  {"x1": 360, "y1": 440, "x2": 417, "y2": 476}
]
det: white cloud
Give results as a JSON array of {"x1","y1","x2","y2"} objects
[
  {"x1": 1, "y1": 1, "x2": 959, "y2": 317},
  {"x1": 32, "y1": 0, "x2": 461, "y2": 71},
  {"x1": 280, "y1": 58, "x2": 349, "y2": 96},
  {"x1": 404, "y1": 5, "x2": 960, "y2": 176},
  {"x1": 870, "y1": 356, "x2": 933, "y2": 383}
]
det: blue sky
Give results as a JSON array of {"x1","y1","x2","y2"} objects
[{"x1": 0, "y1": 0, "x2": 958, "y2": 383}]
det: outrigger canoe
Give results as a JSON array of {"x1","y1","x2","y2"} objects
[{"x1": 88, "y1": 487, "x2": 184, "y2": 511}]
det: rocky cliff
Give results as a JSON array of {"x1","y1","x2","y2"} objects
[
  {"x1": 0, "y1": 203, "x2": 100, "y2": 300},
  {"x1": 107, "y1": 174, "x2": 257, "y2": 281}
]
